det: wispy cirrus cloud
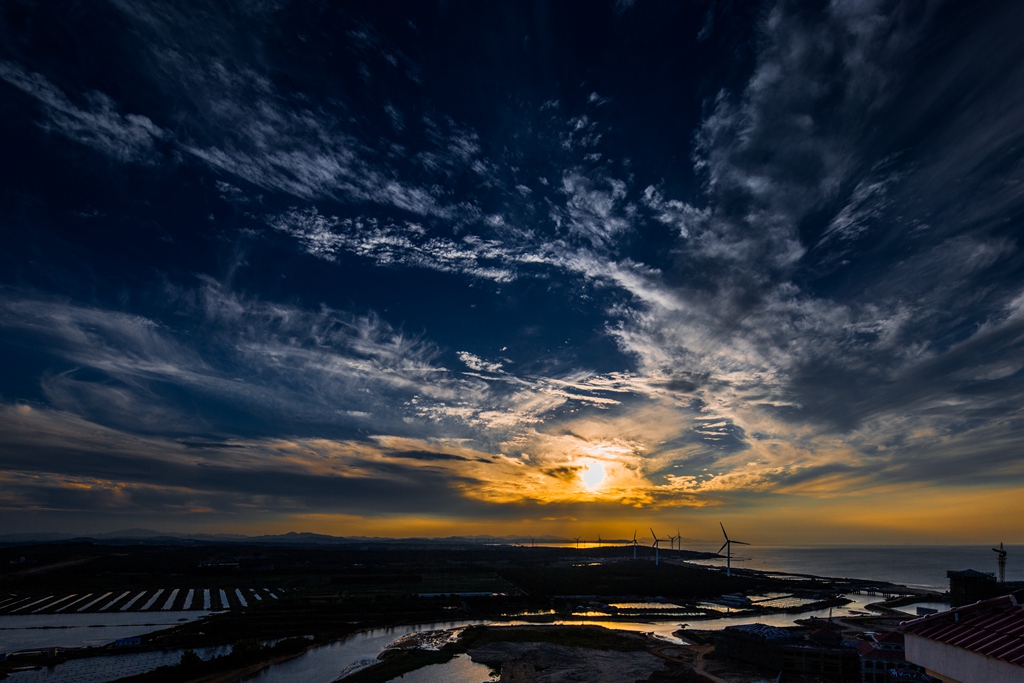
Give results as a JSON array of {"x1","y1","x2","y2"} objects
[
  {"x1": 2, "y1": 1, "x2": 495, "y2": 219},
  {"x1": 0, "y1": 285, "x2": 452, "y2": 438},
  {"x1": 268, "y1": 208, "x2": 515, "y2": 282},
  {"x1": 0, "y1": 281, "x2": 667, "y2": 451},
  {"x1": 557, "y1": 172, "x2": 632, "y2": 249},
  {"x1": 0, "y1": 61, "x2": 165, "y2": 163}
]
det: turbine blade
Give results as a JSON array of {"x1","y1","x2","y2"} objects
[
  {"x1": 720, "y1": 522, "x2": 729, "y2": 541},
  {"x1": 733, "y1": 540, "x2": 750, "y2": 545},
  {"x1": 718, "y1": 541, "x2": 729, "y2": 554}
]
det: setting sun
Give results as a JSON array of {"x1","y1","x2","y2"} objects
[{"x1": 580, "y1": 461, "x2": 607, "y2": 491}]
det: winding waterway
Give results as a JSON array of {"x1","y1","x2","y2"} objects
[
  {"x1": 248, "y1": 592, "x2": 893, "y2": 683},
  {"x1": 0, "y1": 592, "x2": 920, "y2": 683}
]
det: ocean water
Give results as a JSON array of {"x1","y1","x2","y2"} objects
[{"x1": 683, "y1": 545, "x2": 1023, "y2": 591}]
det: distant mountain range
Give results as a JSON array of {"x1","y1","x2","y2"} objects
[{"x1": 0, "y1": 529, "x2": 590, "y2": 546}]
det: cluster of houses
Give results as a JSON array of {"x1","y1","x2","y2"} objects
[
  {"x1": 717, "y1": 567, "x2": 1023, "y2": 682},
  {"x1": 719, "y1": 621, "x2": 929, "y2": 681}
]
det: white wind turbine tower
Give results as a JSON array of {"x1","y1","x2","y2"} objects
[
  {"x1": 650, "y1": 528, "x2": 666, "y2": 566},
  {"x1": 718, "y1": 523, "x2": 749, "y2": 577},
  {"x1": 631, "y1": 530, "x2": 639, "y2": 559}
]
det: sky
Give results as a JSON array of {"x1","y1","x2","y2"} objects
[{"x1": 1, "y1": 0, "x2": 1023, "y2": 545}]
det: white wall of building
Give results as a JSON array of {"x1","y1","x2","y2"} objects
[{"x1": 905, "y1": 633, "x2": 1024, "y2": 683}]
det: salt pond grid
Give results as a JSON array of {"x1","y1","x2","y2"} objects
[{"x1": 0, "y1": 587, "x2": 282, "y2": 614}]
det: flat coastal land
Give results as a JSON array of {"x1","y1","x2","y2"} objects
[{"x1": 0, "y1": 540, "x2": 942, "y2": 682}]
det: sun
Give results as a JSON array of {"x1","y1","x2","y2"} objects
[{"x1": 580, "y1": 461, "x2": 607, "y2": 491}]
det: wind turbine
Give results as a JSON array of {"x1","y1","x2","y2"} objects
[
  {"x1": 597, "y1": 533, "x2": 603, "y2": 548},
  {"x1": 993, "y1": 542, "x2": 1008, "y2": 583},
  {"x1": 676, "y1": 528, "x2": 682, "y2": 553},
  {"x1": 718, "y1": 523, "x2": 749, "y2": 577},
  {"x1": 669, "y1": 530, "x2": 679, "y2": 552},
  {"x1": 631, "y1": 530, "x2": 639, "y2": 559},
  {"x1": 574, "y1": 535, "x2": 581, "y2": 550},
  {"x1": 650, "y1": 528, "x2": 665, "y2": 566}
]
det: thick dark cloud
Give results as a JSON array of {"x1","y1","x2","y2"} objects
[{"x1": 387, "y1": 450, "x2": 471, "y2": 462}]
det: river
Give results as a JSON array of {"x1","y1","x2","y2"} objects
[
  {"x1": 0, "y1": 590, "x2": 931, "y2": 683},
  {"x1": 247, "y1": 591, "x2": 905, "y2": 683}
]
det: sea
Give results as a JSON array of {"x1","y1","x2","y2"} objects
[{"x1": 681, "y1": 544, "x2": 1023, "y2": 592}]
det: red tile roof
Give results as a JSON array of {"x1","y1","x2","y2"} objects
[
  {"x1": 855, "y1": 641, "x2": 905, "y2": 660},
  {"x1": 902, "y1": 593, "x2": 1024, "y2": 667},
  {"x1": 876, "y1": 630, "x2": 905, "y2": 644}
]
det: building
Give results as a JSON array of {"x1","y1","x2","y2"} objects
[
  {"x1": 719, "y1": 623, "x2": 861, "y2": 679},
  {"x1": 902, "y1": 592, "x2": 1024, "y2": 683},
  {"x1": 855, "y1": 631, "x2": 931, "y2": 683},
  {"x1": 946, "y1": 569, "x2": 1000, "y2": 607},
  {"x1": 781, "y1": 642, "x2": 862, "y2": 679},
  {"x1": 719, "y1": 623, "x2": 800, "y2": 669}
]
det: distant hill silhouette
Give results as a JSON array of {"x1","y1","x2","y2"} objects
[{"x1": 0, "y1": 530, "x2": 582, "y2": 546}]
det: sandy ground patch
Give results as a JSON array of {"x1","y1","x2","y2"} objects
[{"x1": 469, "y1": 641, "x2": 666, "y2": 683}]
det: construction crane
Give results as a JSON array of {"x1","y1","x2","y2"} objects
[{"x1": 993, "y1": 542, "x2": 1007, "y2": 583}]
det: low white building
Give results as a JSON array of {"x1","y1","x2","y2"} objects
[{"x1": 902, "y1": 592, "x2": 1024, "y2": 683}]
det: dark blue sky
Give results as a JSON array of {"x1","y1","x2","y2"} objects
[{"x1": 1, "y1": 0, "x2": 1023, "y2": 543}]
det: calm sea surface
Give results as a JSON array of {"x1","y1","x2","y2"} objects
[{"x1": 682, "y1": 544, "x2": 1023, "y2": 591}]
